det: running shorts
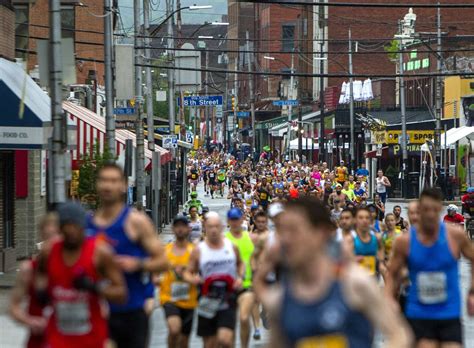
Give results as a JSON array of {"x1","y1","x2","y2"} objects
[
  {"x1": 197, "y1": 306, "x2": 237, "y2": 337},
  {"x1": 163, "y1": 303, "x2": 195, "y2": 336},
  {"x1": 408, "y1": 318, "x2": 462, "y2": 343}
]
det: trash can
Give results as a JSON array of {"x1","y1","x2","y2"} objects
[{"x1": 407, "y1": 172, "x2": 420, "y2": 199}]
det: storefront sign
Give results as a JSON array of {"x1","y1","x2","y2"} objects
[
  {"x1": 372, "y1": 130, "x2": 437, "y2": 145},
  {"x1": 0, "y1": 127, "x2": 46, "y2": 147}
]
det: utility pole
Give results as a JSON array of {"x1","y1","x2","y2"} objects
[
  {"x1": 246, "y1": 31, "x2": 256, "y2": 151},
  {"x1": 134, "y1": 0, "x2": 145, "y2": 209},
  {"x1": 167, "y1": 0, "x2": 176, "y2": 138},
  {"x1": 49, "y1": 0, "x2": 66, "y2": 204},
  {"x1": 286, "y1": 52, "x2": 294, "y2": 159},
  {"x1": 205, "y1": 50, "x2": 210, "y2": 139},
  {"x1": 144, "y1": 0, "x2": 154, "y2": 152},
  {"x1": 318, "y1": 3, "x2": 325, "y2": 163},
  {"x1": 435, "y1": 1, "x2": 442, "y2": 183},
  {"x1": 348, "y1": 28, "x2": 355, "y2": 171},
  {"x1": 104, "y1": 0, "x2": 115, "y2": 156},
  {"x1": 233, "y1": 57, "x2": 238, "y2": 150},
  {"x1": 399, "y1": 20, "x2": 408, "y2": 197}
]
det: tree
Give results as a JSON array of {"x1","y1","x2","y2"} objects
[
  {"x1": 77, "y1": 143, "x2": 116, "y2": 209},
  {"x1": 384, "y1": 40, "x2": 399, "y2": 62}
]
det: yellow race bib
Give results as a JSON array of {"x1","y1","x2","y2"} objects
[
  {"x1": 296, "y1": 334, "x2": 348, "y2": 348},
  {"x1": 359, "y1": 256, "x2": 376, "y2": 275}
]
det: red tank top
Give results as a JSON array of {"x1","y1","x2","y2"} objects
[
  {"x1": 27, "y1": 259, "x2": 47, "y2": 348},
  {"x1": 46, "y1": 237, "x2": 107, "y2": 348}
]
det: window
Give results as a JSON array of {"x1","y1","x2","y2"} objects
[
  {"x1": 15, "y1": 6, "x2": 29, "y2": 59},
  {"x1": 282, "y1": 24, "x2": 295, "y2": 52},
  {"x1": 61, "y1": 6, "x2": 75, "y2": 40}
]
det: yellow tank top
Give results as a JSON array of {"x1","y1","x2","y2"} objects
[
  {"x1": 336, "y1": 167, "x2": 346, "y2": 182},
  {"x1": 159, "y1": 243, "x2": 198, "y2": 309}
]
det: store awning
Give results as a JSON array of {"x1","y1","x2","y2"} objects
[
  {"x1": 0, "y1": 58, "x2": 51, "y2": 149},
  {"x1": 440, "y1": 126, "x2": 474, "y2": 148},
  {"x1": 63, "y1": 102, "x2": 171, "y2": 167}
]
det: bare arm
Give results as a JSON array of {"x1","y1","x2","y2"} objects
[
  {"x1": 384, "y1": 176, "x2": 391, "y2": 187},
  {"x1": 347, "y1": 266, "x2": 412, "y2": 348},
  {"x1": 183, "y1": 247, "x2": 201, "y2": 285},
  {"x1": 384, "y1": 234, "x2": 409, "y2": 300},
  {"x1": 96, "y1": 244, "x2": 127, "y2": 304}
]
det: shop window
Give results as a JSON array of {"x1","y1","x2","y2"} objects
[
  {"x1": 282, "y1": 24, "x2": 295, "y2": 52},
  {"x1": 15, "y1": 6, "x2": 29, "y2": 59},
  {"x1": 61, "y1": 5, "x2": 75, "y2": 41}
]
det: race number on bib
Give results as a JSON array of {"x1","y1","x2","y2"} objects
[
  {"x1": 171, "y1": 282, "x2": 190, "y2": 302},
  {"x1": 359, "y1": 256, "x2": 376, "y2": 275},
  {"x1": 417, "y1": 272, "x2": 447, "y2": 304},
  {"x1": 56, "y1": 300, "x2": 91, "y2": 335},
  {"x1": 197, "y1": 297, "x2": 222, "y2": 319},
  {"x1": 296, "y1": 334, "x2": 348, "y2": 348}
]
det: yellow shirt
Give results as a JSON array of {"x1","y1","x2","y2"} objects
[
  {"x1": 336, "y1": 166, "x2": 347, "y2": 182},
  {"x1": 160, "y1": 243, "x2": 198, "y2": 309}
]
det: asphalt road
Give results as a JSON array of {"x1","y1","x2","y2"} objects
[{"x1": 1, "y1": 183, "x2": 473, "y2": 347}]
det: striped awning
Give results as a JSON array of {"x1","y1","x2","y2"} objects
[{"x1": 63, "y1": 102, "x2": 171, "y2": 167}]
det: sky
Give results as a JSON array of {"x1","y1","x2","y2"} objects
[{"x1": 118, "y1": 0, "x2": 228, "y2": 34}]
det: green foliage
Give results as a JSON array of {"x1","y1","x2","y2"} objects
[
  {"x1": 77, "y1": 143, "x2": 116, "y2": 209},
  {"x1": 384, "y1": 40, "x2": 399, "y2": 62}
]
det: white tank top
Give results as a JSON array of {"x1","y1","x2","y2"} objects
[
  {"x1": 376, "y1": 177, "x2": 386, "y2": 193},
  {"x1": 198, "y1": 239, "x2": 237, "y2": 279}
]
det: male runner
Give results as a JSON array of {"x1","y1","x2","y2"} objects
[
  {"x1": 254, "y1": 197, "x2": 412, "y2": 348},
  {"x1": 393, "y1": 205, "x2": 409, "y2": 233},
  {"x1": 336, "y1": 160, "x2": 348, "y2": 185},
  {"x1": 225, "y1": 208, "x2": 257, "y2": 348},
  {"x1": 40, "y1": 202, "x2": 126, "y2": 348},
  {"x1": 9, "y1": 213, "x2": 59, "y2": 348},
  {"x1": 87, "y1": 163, "x2": 169, "y2": 348},
  {"x1": 407, "y1": 200, "x2": 419, "y2": 226},
  {"x1": 335, "y1": 208, "x2": 356, "y2": 248},
  {"x1": 184, "y1": 212, "x2": 244, "y2": 348},
  {"x1": 386, "y1": 188, "x2": 474, "y2": 347},
  {"x1": 160, "y1": 215, "x2": 198, "y2": 348},
  {"x1": 353, "y1": 207, "x2": 384, "y2": 276}
]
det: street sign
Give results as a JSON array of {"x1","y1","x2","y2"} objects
[
  {"x1": 155, "y1": 126, "x2": 170, "y2": 133},
  {"x1": 216, "y1": 117, "x2": 223, "y2": 124},
  {"x1": 216, "y1": 105, "x2": 223, "y2": 117},
  {"x1": 162, "y1": 135, "x2": 178, "y2": 148},
  {"x1": 115, "y1": 121, "x2": 135, "y2": 129},
  {"x1": 114, "y1": 107, "x2": 136, "y2": 115},
  {"x1": 177, "y1": 95, "x2": 223, "y2": 107},
  {"x1": 236, "y1": 111, "x2": 250, "y2": 118},
  {"x1": 185, "y1": 131, "x2": 193, "y2": 143},
  {"x1": 272, "y1": 100, "x2": 299, "y2": 106}
]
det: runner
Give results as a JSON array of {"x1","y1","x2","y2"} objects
[
  {"x1": 184, "y1": 191, "x2": 203, "y2": 215},
  {"x1": 40, "y1": 202, "x2": 126, "y2": 348},
  {"x1": 336, "y1": 160, "x2": 348, "y2": 185},
  {"x1": 256, "y1": 177, "x2": 272, "y2": 211},
  {"x1": 184, "y1": 212, "x2": 244, "y2": 348},
  {"x1": 189, "y1": 166, "x2": 200, "y2": 191},
  {"x1": 208, "y1": 167, "x2": 217, "y2": 199},
  {"x1": 393, "y1": 205, "x2": 409, "y2": 233},
  {"x1": 386, "y1": 188, "x2": 474, "y2": 347},
  {"x1": 87, "y1": 163, "x2": 169, "y2": 348},
  {"x1": 254, "y1": 197, "x2": 412, "y2": 347},
  {"x1": 160, "y1": 215, "x2": 198, "y2": 348},
  {"x1": 443, "y1": 204, "x2": 465, "y2": 226},
  {"x1": 225, "y1": 208, "x2": 257, "y2": 348},
  {"x1": 217, "y1": 167, "x2": 227, "y2": 197},
  {"x1": 188, "y1": 206, "x2": 203, "y2": 243},
  {"x1": 375, "y1": 169, "x2": 391, "y2": 204},
  {"x1": 407, "y1": 200, "x2": 419, "y2": 225},
  {"x1": 9, "y1": 213, "x2": 59, "y2": 348},
  {"x1": 353, "y1": 207, "x2": 384, "y2": 276}
]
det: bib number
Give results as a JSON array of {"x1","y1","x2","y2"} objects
[
  {"x1": 197, "y1": 297, "x2": 222, "y2": 319},
  {"x1": 359, "y1": 256, "x2": 376, "y2": 275},
  {"x1": 171, "y1": 282, "x2": 190, "y2": 302},
  {"x1": 56, "y1": 300, "x2": 91, "y2": 335},
  {"x1": 417, "y1": 272, "x2": 447, "y2": 304},
  {"x1": 296, "y1": 334, "x2": 348, "y2": 348}
]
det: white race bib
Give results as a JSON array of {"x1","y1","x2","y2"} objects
[
  {"x1": 417, "y1": 272, "x2": 447, "y2": 304},
  {"x1": 197, "y1": 297, "x2": 222, "y2": 319},
  {"x1": 171, "y1": 282, "x2": 190, "y2": 302},
  {"x1": 56, "y1": 300, "x2": 91, "y2": 335}
]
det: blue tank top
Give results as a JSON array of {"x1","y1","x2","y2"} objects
[
  {"x1": 87, "y1": 206, "x2": 149, "y2": 312},
  {"x1": 406, "y1": 223, "x2": 461, "y2": 319},
  {"x1": 353, "y1": 233, "x2": 377, "y2": 256},
  {"x1": 280, "y1": 280, "x2": 374, "y2": 347}
]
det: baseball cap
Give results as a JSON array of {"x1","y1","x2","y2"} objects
[
  {"x1": 227, "y1": 208, "x2": 243, "y2": 220},
  {"x1": 173, "y1": 214, "x2": 189, "y2": 225},
  {"x1": 57, "y1": 201, "x2": 87, "y2": 228},
  {"x1": 268, "y1": 202, "x2": 284, "y2": 218}
]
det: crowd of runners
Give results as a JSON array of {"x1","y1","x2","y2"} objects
[{"x1": 7, "y1": 149, "x2": 474, "y2": 348}]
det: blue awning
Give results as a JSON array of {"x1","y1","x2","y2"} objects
[{"x1": 0, "y1": 58, "x2": 52, "y2": 149}]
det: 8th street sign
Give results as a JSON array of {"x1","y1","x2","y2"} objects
[{"x1": 177, "y1": 95, "x2": 223, "y2": 107}]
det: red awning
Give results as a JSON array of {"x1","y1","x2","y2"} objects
[{"x1": 364, "y1": 146, "x2": 389, "y2": 159}]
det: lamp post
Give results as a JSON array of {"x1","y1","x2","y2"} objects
[{"x1": 263, "y1": 53, "x2": 295, "y2": 160}]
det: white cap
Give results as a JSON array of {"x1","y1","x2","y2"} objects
[{"x1": 268, "y1": 203, "x2": 284, "y2": 219}]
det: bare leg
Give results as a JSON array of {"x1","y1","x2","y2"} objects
[{"x1": 238, "y1": 292, "x2": 256, "y2": 348}]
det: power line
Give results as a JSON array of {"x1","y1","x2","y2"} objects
[
  {"x1": 141, "y1": 62, "x2": 474, "y2": 78},
  {"x1": 244, "y1": 1, "x2": 474, "y2": 9}
]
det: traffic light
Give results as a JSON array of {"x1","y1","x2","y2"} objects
[
  {"x1": 231, "y1": 96, "x2": 237, "y2": 111},
  {"x1": 188, "y1": 125, "x2": 192, "y2": 131}
]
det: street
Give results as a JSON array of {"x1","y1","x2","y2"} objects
[{"x1": 1, "y1": 184, "x2": 474, "y2": 347}]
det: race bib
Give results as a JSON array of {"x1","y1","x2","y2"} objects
[
  {"x1": 260, "y1": 193, "x2": 267, "y2": 200},
  {"x1": 197, "y1": 296, "x2": 222, "y2": 319},
  {"x1": 359, "y1": 256, "x2": 376, "y2": 275},
  {"x1": 296, "y1": 334, "x2": 348, "y2": 348},
  {"x1": 246, "y1": 199, "x2": 253, "y2": 206},
  {"x1": 171, "y1": 282, "x2": 190, "y2": 302},
  {"x1": 417, "y1": 272, "x2": 447, "y2": 304},
  {"x1": 56, "y1": 300, "x2": 91, "y2": 335}
]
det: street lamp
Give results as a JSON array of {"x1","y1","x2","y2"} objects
[{"x1": 264, "y1": 53, "x2": 295, "y2": 160}]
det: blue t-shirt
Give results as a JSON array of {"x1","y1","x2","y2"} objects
[{"x1": 356, "y1": 168, "x2": 370, "y2": 177}]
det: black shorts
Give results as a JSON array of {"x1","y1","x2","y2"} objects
[
  {"x1": 162, "y1": 303, "x2": 195, "y2": 336},
  {"x1": 197, "y1": 306, "x2": 237, "y2": 337},
  {"x1": 109, "y1": 309, "x2": 149, "y2": 348},
  {"x1": 408, "y1": 318, "x2": 462, "y2": 343}
]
